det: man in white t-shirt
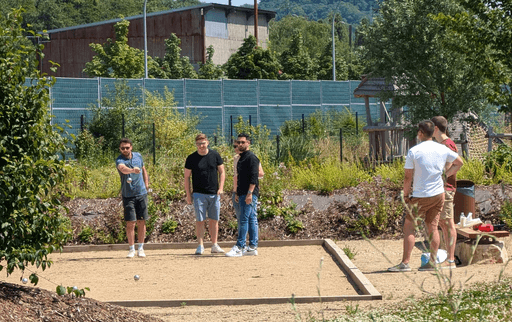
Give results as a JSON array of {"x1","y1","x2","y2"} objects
[{"x1": 388, "y1": 121, "x2": 463, "y2": 272}]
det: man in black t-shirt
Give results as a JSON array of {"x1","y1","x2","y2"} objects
[
  {"x1": 226, "y1": 133, "x2": 260, "y2": 257},
  {"x1": 184, "y1": 134, "x2": 225, "y2": 255}
]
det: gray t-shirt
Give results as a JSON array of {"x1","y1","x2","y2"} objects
[{"x1": 116, "y1": 152, "x2": 147, "y2": 198}]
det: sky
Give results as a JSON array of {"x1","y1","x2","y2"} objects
[{"x1": 205, "y1": 0, "x2": 258, "y2": 7}]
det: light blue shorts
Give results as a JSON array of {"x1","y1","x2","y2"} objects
[{"x1": 193, "y1": 193, "x2": 220, "y2": 222}]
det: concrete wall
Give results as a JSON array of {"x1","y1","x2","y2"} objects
[{"x1": 205, "y1": 10, "x2": 271, "y2": 66}]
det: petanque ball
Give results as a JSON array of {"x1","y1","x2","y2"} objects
[
  {"x1": 72, "y1": 286, "x2": 78, "y2": 291},
  {"x1": 22, "y1": 278, "x2": 28, "y2": 284},
  {"x1": 134, "y1": 275, "x2": 140, "y2": 281}
]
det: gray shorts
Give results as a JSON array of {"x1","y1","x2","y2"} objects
[
  {"x1": 123, "y1": 194, "x2": 148, "y2": 221},
  {"x1": 193, "y1": 193, "x2": 220, "y2": 222}
]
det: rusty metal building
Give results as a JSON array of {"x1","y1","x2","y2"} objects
[{"x1": 41, "y1": 3, "x2": 276, "y2": 78}]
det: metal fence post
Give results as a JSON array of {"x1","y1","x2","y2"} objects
[
  {"x1": 356, "y1": 112, "x2": 359, "y2": 136},
  {"x1": 153, "y1": 122, "x2": 156, "y2": 166},
  {"x1": 80, "y1": 115, "x2": 84, "y2": 132},
  {"x1": 122, "y1": 114, "x2": 125, "y2": 138},
  {"x1": 488, "y1": 126, "x2": 493, "y2": 152},
  {"x1": 230, "y1": 115, "x2": 233, "y2": 144},
  {"x1": 340, "y1": 128, "x2": 343, "y2": 163},
  {"x1": 276, "y1": 134, "x2": 280, "y2": 163},
  {"x1": 302, "y1": 113, "x2": 305, "y2": 135}
]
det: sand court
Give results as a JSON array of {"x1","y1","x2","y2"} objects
[{"x1": 2, "y1": 240, "x2": 380, "y2": 306}]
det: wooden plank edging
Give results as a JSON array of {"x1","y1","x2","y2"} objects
[{"x1": 322, "y1": 239, "x2": 382, "y2": 299}]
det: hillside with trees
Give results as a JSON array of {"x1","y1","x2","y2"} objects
[{"x1": 259, "y1": 0, "x2": 378, "y2": 25}]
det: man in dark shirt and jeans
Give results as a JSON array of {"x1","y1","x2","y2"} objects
[
  {"x1": 185, "y1": 134, "x2": 225, "y2": 255},
  {"x1": 226, "y1": 133, "x2": 260, "y2": 257}
]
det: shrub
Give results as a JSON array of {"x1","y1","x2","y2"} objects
[
  {"x1": 500, "y1": 199, "x2": 512, "y2": 230},
  {"x1": 161, "y1": 218, "x2": 178, "y2": 234},
  {"x1": 0, "y1": 9, "x2": 70, "y2": 278},
  {"x1": 78, "y1": 225, "x2": 95, "y2": 243},
  {"x1": 291, "y1": 158, "x2": 371, "y2": 193}
]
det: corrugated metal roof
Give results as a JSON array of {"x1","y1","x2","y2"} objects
[{"x1": 45, "y1": 3, "x2": 276, "y2": 34}]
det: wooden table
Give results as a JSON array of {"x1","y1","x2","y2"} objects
[{"x1": 456, "y1": 227, "x2": 510, "y2": 244}]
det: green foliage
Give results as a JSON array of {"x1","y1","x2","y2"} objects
[
  {"x1": 316, "y1": 39, "x2": 349, "y2": 81},
  {"x1": 342, "y1": 245, "x2": 357, "y2": 260},
  {"x1": 484, "y1": 144, "x2": 512, "y2": 173},
  {"x1": 78, "y1": 225, "x2": 95, "y2": 243},
  {"x1": 333, "y1": 278, "x2": 512, "y2": 321},
  {"x1": 224, "y1": 35, "x2": 280, "y2": 80},
  {"x1": 158, "y1": 33, "x2": 198, "y2": 79},
  {"x1": 292, "y1": 158, "x2": 371, "y2": 194},
  {"x1": 73, "y1": 129, "x2": 112, "y2": 167},
  {"x1": 500, "y1": 199, "x2": 512, "y2": 230},
  {"x1": 198, "y1": 45, "x2": 224, "y2": 79},
  {"x1": 279, "y1": 31, "x2": 317, "y2": 80},
  {"x1": 83, "y1": 18, "x2": 154, "y2": 78},
  {"x1": 277, "y1": 135, "x2": 319, "y2": 164},
  {"x1": 436, "y1": 1, "x2": 512, "y2": 117},
  {"x1": 259, "y1": 0, "x2": 377, "y2": 25},
  {"x1": 372, "y1": 160, "x2": 405, "y2": 188},
  {"x1": 56, "y1": 285, "x2": 90, "y2": 298},
  {"x1": 360, "y1": 0, "x2": 492, "y2": 125},
  {"x1": 349, "y1": 192, "x2": 403, "y2": 237},
  {"x1": 161, "y1": 217, "x2": 178, "y2": 234},
  {"x1": 0, "y1": 8, "x2": 70, "y2": 277},
  {"x1": 281, "y1": 108, "x2": 364, "y2": 139},
  {"x1": 59, "y1": 163, "x2": 120, "y2": 199}
]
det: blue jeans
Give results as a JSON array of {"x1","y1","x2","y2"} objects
[
  {"x1": 232, "y1": 192, "x2": 241, "y2": 227},
  {"x1": 236, "y1": 194, "x2": 258, "y2": 249}
]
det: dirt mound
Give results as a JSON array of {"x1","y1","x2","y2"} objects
[{"x1": 0, "y1": 281, "x2": 162, "y2": 322}]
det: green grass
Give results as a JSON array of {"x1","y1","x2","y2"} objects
[{"x1": 300, "y1": 278, "x2": 512, "y2": 322}]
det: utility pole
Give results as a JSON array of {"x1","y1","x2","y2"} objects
[
  {"x1": 254, "y1": 0, "x2": 258, "y2": 44},
  {"x1": 143, "y1": 0, "x2": 148, "y2": 79}
]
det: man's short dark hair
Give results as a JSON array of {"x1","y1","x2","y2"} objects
[
  {"x1": 237, "y1": 133, "x2": 251, "y2": 142},
  {"x1": 418, "y1": 121, "x2": 435, "y2": 138},
  {"x1": 119, "y1": 138, "x2": 132, "y2": 146},
  {"x1": 431, "y1": 116, "x2": 448, "y2": 134}
]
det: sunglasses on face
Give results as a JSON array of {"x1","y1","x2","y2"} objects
[
  {"x1": 120, "y1": 147, "x2": 131, "y2": 150},
  {"x1": 233, "y1": 145, "x2": 238, "y2": 148},
  {"x1": 236, "y1": 140, "x2": 247, "y2": 144}
]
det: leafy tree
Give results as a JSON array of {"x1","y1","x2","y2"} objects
[
  {"x1": 159, "y1": 33, "x2": 197, "y2": 79},
  {"x1": 316, "y1": 39, "x2": 348, "y2": 80},
  {"x1": 83, "y1": 18, "x2": 160, "y2": 78},
  {"x1": 359, "y1": 0, "x2": 491, "y2": 125},
  {"x1": 224, "y1": 35, "x2": 280, "y2": 79},
  {"x1": 435, "y1": 0, "x2": 512, "y2": 122},
  {"x1": 0, "y1": 9, "x2": 70, "y2": 280},
  {"x1": 198, "y1": 45, "x2": 224, "y2": 79},
  {"x1": 279, "y1": 30, "x2": 317, "y2": 80},
  {"x1": 259, "y1": 0, "x2": 378, "y2": 25},
  {"x1": 269, "y1": 15, "x2": 331, "y2": 63}
]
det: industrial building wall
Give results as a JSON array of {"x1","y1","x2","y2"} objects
[
  {"x1": 205, "y1": 9, "x2": 270, "y2": 65},
  {"x1": 41, "y1": 9, "x2": 205, "y2": 78}
]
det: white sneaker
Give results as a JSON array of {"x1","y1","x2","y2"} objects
[
  {"x1": 195, "y1": 245, "x2": 204, "y2": 255},
  {"x1": 225, "y1": 245, "x2": 243, "y2": 257},
  {"x1": 211, "y1": 244, "x2": 225, "y2": 253},
  {"x1": 243, "y1": 246, "x2": 258, "y2": 256},
  {"x1": 137, "y1": 249, "x2": 146, "y2": 258},
  {"x1": 126, "y1": 249, "x2": 136, "y2": 258}
]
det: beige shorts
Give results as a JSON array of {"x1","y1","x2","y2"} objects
[{"x1": 441, "y1": 190, "x2": 455, "y2": 220}]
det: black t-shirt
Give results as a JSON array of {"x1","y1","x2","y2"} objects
[{"x1": 185, "y1": 149, "x2": 223, "y2": 194}]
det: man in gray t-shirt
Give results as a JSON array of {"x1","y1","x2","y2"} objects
[{"x1": 116, "y1": 138, "x2": 149, "y2": 258}]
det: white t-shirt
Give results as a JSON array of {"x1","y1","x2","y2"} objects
[{"x1": 404, "y1": 140, "x2": 459, "y2": 198}]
